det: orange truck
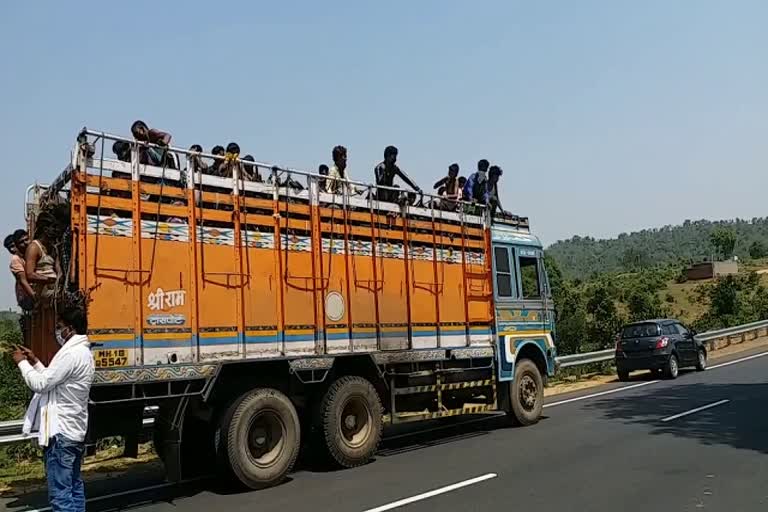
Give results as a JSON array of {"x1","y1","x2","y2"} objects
[{"x1": 25, "y1": 129, "x2": 557, "y2": 489}]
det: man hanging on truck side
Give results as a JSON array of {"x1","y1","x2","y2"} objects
[{"x1": 6, "y1": 230, "x2": 35, "y2": 311}]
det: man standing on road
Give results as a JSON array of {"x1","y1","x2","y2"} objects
[{"x1": 13, "y1": 294, "x2": 95, "y2": 512}]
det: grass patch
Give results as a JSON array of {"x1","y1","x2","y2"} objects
[{"x1": 0, "y1": 441, "x2": 159, "y2": 495}]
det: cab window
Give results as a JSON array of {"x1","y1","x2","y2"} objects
[
  {"x1": 493, "y1": 246, "x2": 515, "y2": 298},
  {"x1": 519, "y1": 256, "x2": 541, "y2": 299}
]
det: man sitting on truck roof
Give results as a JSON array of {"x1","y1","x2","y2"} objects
[
  {"x1": 209, "y1": 145, "x2": 226, "y2": 176},
  {"x1": 463, "y1": 159, "x2": 490, "y2": 205},
  {"x1": 131, "y1": 120, "x2": 176, "y2": 169},
  {"x1": 318, "y1": 164, "x2": 329, "y2": 191},
  {"x1": 217, "y1": 142, "x2": 241, "y2": 179},
  {"x1": 112, "y1": 141, "x2": 131, "y2": 163},
  {"x1": 486, "y1": 165, "x2": 505, "y2": 219},
  {"x1": 433, "y1": 163, "x2": 461, "y2": 210},
  {"x1": 326, "y1": 145, "x2": 355, "y2": 195},
  {"x1": 242, "y1": 155, "x2": 262, "y2": 182},
  {"x1": 374, "y1": 146, "x2": 421, "y2": 203},
  {"x1": 187, "y1": 144, "x2": 209, "y2": 175}
]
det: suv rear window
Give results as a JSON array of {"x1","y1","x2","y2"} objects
[{"x1": 621, "y1": 323, "x2": 659, "y2": 338}]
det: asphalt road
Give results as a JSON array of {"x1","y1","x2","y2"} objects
[{"x1": 5, "y1": 348, "x2": 768, "y2": 512}]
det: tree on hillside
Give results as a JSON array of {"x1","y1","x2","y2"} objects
[
  {"x1": 544, "y1": 254, "x2": 586, "y2": 355},
  {"x1": 749, "y1": 240, "x2": 768, "y2": 260},
  {"x1": 621, "y1": 247, "x2": 650, "y2": 271},
  {"x1": 626, "y1": 289, "x2": 667, "y2": 322},
  {"x1": 710, "y1": 227, "x2": 737, "y2": 260},
  {"x1": 693, "y1": 272, "x2": 767, "y2": 330},
  {"x1": 585, "y1": 282, "x2": 624, "y2": 350}
]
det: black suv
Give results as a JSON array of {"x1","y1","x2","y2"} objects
[{"x1": 615, "y1": 319, "x2": 707, "y2": 381}]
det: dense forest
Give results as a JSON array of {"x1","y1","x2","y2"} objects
[{"x1": 547, "y1": 218, "x2": 768, "y2": 280}]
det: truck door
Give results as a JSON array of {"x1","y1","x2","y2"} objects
[{"x1": 515, "y1": 248, "x2": 547, "y2": 340}]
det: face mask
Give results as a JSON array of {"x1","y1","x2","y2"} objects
[{"x1": 55, "y1": 328, "x2": 67, "y2": 347}]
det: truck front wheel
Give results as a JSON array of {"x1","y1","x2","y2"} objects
[
  {"x1": 218, "y1": 388, "x2": 300, "y2": 489},
  {"x1": 507, "y1": 359, "x2": 544, "y2": 426},
  {"x1": 317, "y1": 376, "x2": 383, "y2": 468}
]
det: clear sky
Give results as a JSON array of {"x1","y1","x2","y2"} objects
[{"x1": 0, "y1": 1, "x2": 766, "y2": 309}]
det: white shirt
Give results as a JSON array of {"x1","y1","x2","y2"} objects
[
  {"x1": 325, "y1": 164, "x2": 355, "y2": 194},
  {"x1": 18, "y1": 334, "x2": 95, "y2": 443}
]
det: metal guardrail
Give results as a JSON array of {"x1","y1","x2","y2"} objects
[
  {"x1": 0, "y1": 407, "x2": 158, "y2": 446},
  {"x1": 556, "y1": 349, "x2": 615, "y2": 368},
  {"x1": 555, "y1": 319, "x2": 768, "y2": 369},
  {"x1": 2, "y1": 321, "x2": 767, "y2": 445}
]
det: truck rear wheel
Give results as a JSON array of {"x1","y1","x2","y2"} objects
[
  {"x1": 507, "y1": 359, "x2": 543, "y2": 426},
  {"x1": 218, "y1": 388, "x2": 300, "y2": 489},
  {"x1": 317, "y1": 376, "x2": 383, "y2": 468}
]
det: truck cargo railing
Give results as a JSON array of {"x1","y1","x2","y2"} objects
[{"x1": 46, "y1": 128, "x2": 530, "y2": 231}]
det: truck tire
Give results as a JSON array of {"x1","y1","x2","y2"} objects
[
  {"x1": 218, "y1": 388, "x2": 300, "y2": 489},
  {"x1": 317, "y1": 376, "x2": 383, "y2": 468},
  {"x1": 507, "y1": 359, "x2": 543, "y2": 426}
]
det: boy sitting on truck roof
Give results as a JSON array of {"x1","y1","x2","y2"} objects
[
  {"x1": 433, "y1": 163, "x2": 462, "y2": 210},
  {"x1": 131, "y1": 120, "x2": 176, "y2": 169}
]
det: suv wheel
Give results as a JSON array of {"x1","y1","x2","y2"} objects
[
  {"x1": 695, "y1": 350, "x2": 707, "y2": 371},
  {"x1": 664, "y1": 354, "x2": 679, "y2": 380}
]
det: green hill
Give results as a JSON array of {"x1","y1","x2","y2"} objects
[{"x1": 547, "y1": 218, "x2": 768, "y2": 280}]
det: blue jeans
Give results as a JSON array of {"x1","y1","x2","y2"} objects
[{"x1": 44, "y1": 434, "x2": 85, "y2": 512}]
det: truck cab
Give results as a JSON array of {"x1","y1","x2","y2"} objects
[{"x1": 490, "y1": 222, "x2": 556, "y2": 384}]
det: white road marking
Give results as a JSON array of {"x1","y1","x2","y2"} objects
[
  {"x1": 708, "y1": 350, "x2": 768, "y2": 370},
  {"x1": 544, "y1": 349, "x2": 768, "y2": 409},
  {"x1": 544, "y1": 380, "x2": 660, "y2": 408},
  {"x1": 361, "y1": 473, "x2": 498, "y2": 512},
  {"x1": 661, "y1": 399, "x2": 731, "y2": 423}
]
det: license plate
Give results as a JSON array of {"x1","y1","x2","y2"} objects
[{"x1": 93, "y1": 349, "x2": 130, "y2": 368}]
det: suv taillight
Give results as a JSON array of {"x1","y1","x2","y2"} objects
[{"x1": 655, "y1": 337, "x2": 669, "y2": 349}]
